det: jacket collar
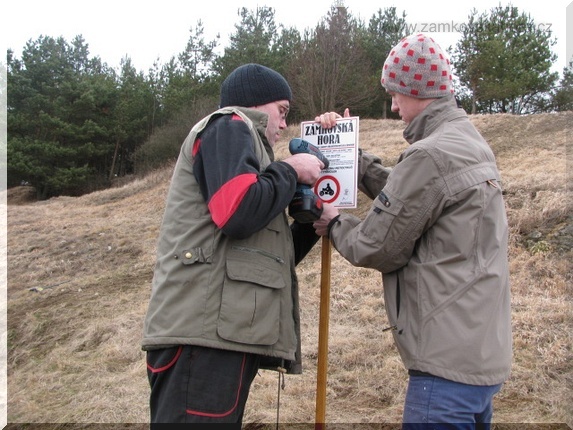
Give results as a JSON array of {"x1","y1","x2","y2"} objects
[
  {"x1": 403, "y1": 95, "x2": 465, "y2": 144},
  {"x1": 233, "y1": 107, "x2": 275, "y2": 161}
]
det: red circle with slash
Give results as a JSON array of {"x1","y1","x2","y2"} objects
[{"x1": 314, "y1": 175, "x2": 340, "y2": 204}]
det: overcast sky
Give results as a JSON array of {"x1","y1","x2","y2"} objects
[{"x1": 3, "y1": 0, "x2": 571, "y2": 75}]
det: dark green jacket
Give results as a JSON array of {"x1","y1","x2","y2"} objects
[{"x1": 142, "y1": 107, "x2": 307, "y2": 374}]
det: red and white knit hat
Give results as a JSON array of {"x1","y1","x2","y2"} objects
[{"x1": 381, "y1": 33, "x2": 453, "y2": 99}]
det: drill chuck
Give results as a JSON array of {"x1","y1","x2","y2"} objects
[{"x1": 289, "y1": 138, "x2": 330, "y2": 169}]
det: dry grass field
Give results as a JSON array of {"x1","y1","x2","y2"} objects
[{"x1": 4, "y1": 112, "x2": 572, "y2": 428}]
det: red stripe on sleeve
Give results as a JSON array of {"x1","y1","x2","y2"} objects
[
  {"x1": 192, "y1": 138, "x2": 201, "y2": 158},
  {"x1": 208, "y1": 173, "x2": 258, "y2": 228}
]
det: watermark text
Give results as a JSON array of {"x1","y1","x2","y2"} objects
[{"x1": 404, "y1": 21, "x2": 553, "y2": 34}]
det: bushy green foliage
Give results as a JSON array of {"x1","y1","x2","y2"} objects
[
  {"x1": 6, "y1": 3, "x2": 564, "y2": 200},
  {"x1": 451, "y1": 6, "x2": 558, "y2": 114},
  {"x1": 7, "y1": 36, "x2": 118, "y2": 198},
  {"x1": 133, "y1": 95, "x2": 219, "y2": 175},
  {"x1": 551, "y1": 61, "x2": 573, "y2": 111}
]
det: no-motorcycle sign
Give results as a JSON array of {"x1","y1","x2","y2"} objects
[{"x1": 300, "y1": 117, "x2": 359, "y2": 208}]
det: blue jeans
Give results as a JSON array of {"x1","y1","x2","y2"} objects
[{"x1": 402, "y1": 373, "x2": 503, "y2": 430}]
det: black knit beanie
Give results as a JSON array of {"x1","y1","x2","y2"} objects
[{"x1": 219, "y1": 63, "x2": 292, "y2": 108}]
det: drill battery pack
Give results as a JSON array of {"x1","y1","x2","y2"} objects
[{"x1": 288, "y1": 186, "x2": 324, "y2": 223}]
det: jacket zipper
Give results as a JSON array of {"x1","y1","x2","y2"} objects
[
  {"x1": 383, "y1": 277, "x2": 401, "y2": 333},
  {"x1": 231, "y1": 245, "x2": 285, "y2": 264},
  {"x1": 396, "y1": 276, "x2": 401, "y2": 318}
]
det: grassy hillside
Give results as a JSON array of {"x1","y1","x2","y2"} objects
[{"x1": 5, "y1": 112, "x2": 572, "y2": 427}]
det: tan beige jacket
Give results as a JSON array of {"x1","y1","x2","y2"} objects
[{"x1": 330, "y1": 96, "x2": 512, "y2": 385}]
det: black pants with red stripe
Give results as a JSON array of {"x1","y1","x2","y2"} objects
[{"x1": 146, "y1": 345, "x2": 261, "y2": 426}]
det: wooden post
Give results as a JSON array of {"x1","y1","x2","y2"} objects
[{"x1": 315, "y1": 236, "x2": 332, "y2": 429}]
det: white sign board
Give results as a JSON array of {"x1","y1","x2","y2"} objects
[{"x1": 300, "y1": 117, "x2": 359, "y2": 208}]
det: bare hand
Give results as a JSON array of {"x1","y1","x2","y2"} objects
[
  {"x1": 282, "y1": 153, "x2": 324, "y2": 185},
  {"x1": 313, "y1": 203, "x2": 340, "y2": 236},
  {"x1": 314, "y1": 108, "x2": 350, "y2": 128}
]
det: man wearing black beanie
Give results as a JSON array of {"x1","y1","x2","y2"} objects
[
  {"x1": 142, "y1": 63, "x2": 326, "y2": 425},
  {"x1": 220, "y1": 63, "x2": 293, "y2": 110}
]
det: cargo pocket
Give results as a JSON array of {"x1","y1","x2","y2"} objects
[
  {"x1": 147, "y1": 346, "x2": 183, "y2": 374},
  {"x1": 361, "y1": 190, "x2": 403, "y2": 243},
  {"x1": 217, "y1": 248, "x2": 286, "y2": 346}
]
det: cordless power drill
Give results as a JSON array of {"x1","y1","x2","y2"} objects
[{"x1": 288, "y1": 138, "x2": 330, "y2": 223}]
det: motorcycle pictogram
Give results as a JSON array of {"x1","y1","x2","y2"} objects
[{"x1": 319, "y1": 183, "x2": 335, "y2": 197}]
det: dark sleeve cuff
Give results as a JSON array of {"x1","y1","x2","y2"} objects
[
  {"x1": 327, "y1": 215, "x2": 341, "y2": 238},
  {"x1": 276, "y1": 160, "x2": 298, "y2": 183}
]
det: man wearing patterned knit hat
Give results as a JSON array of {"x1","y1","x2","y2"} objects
[
  {"x1": 314, "y1": 34, "x2": 512, "y2": 428},
  {"x1": 142, "y1": 63, "x2": 328, "y2": 425}
]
